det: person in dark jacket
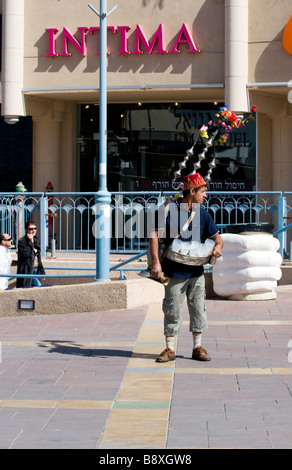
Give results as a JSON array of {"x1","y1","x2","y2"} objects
[{"x1": 17, "y1": 221, "x2": 45, "y2": 288}]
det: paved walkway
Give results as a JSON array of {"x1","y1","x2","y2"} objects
[{"x1": 0, "y1": 286, "x2": 292, "y2": 449}]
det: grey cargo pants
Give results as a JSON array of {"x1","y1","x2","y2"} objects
[{"x1": 162, "y1": 275, "x2": 207, "y2": 337}]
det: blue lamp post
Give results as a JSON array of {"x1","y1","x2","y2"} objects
[{"x1": 88, "y1": 2, "x2": 117, "y2": 282}]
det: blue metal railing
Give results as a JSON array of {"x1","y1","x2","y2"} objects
[
  {"x1": 1, "y1": 190, "x2": 292, "y2": 284},
  {"x1": 0, "y1": 250, "x2": 149, "y2": 283},
  {"x1": 1, "y1": 190, "x2": 288, "y2": 251}
]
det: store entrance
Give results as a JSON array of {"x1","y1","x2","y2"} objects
[{"x1": 77, "y1": 102, "x2": 256, "y2": 193}]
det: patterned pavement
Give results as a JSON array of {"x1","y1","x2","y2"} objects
[{"x1": 0, "y1": 286, "x2": 292, "y2": 449}]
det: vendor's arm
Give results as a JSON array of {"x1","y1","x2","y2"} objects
[
  {"x1": 211, "y1": 232, "x2": 223, "y2": 258},
  {"x1": 149, "y1": 231, "x2": 163, "y2": 279}
]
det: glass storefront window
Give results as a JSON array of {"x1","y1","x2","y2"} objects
[
  {"x1": 78, "y1": 102, "x2": 257, "y2": 193},
  {"x1": 0, "y1": 114, "x2": 33, "y2": 192}
]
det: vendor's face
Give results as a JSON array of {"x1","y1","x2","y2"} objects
[{"x1": 191, "y1": 186, "x2": 207, "y2": 204}]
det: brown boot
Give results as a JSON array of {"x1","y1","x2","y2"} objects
[
  {"x1": 156, "y1": 348, "x2": 175, "y2": 363},
  {"x1": 192, "y1": 346, "x2": 211, "y2": 361}
]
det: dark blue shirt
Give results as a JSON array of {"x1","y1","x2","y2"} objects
[{"x1": 157, "y1": 200, "x2": 219, "y2": 278}]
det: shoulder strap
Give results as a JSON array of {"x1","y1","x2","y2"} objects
[{"x1": 175, "y1": 209, "x2": 196, "y2": 240}]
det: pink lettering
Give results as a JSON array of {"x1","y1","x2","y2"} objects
[
  {"x1": 59, "y1": 27, "x2": 89, "y2": 57},
  {"x1": 45, "y1": 28, "x2": 59, "y2": 57},
  {"x1": 117, "y1": 26, "x2": 131, "y2": 55},
  {"x1": 169, "y1": 23, "x2": 200, "y2": 54},
  {"x1": 89, "y1": 26, "x2": 117, "y2": 55},
  {"x1": 45, "y1": 24, "x2": 201, "y2": 57},
  {"x1": 132, "y1": 24, "x2": 167, "y2": 54},
  {"x1": 89, "y1": 27, "x2": 99, "y2": 35}
]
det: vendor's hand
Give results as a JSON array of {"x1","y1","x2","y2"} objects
[
  {"x1": 151, "y1": 261, "x2": 163, "y2": 280},
  {"x1": 27, "y1": 233, "x2": 34, "y2": 242},
  {"x1": 211, "y1": 244, "x2": 222, "y2": 259}
]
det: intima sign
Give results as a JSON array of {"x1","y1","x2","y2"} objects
[{"x1": 45, "y1": 23, "x2": 200, "y2": 57}]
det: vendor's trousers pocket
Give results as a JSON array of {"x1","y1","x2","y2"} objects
[
  {"x1": 162, "y1": 299, "x2": 174, "y2": 316},
  {"x1": 162, "y1": 297, "x2": 183, "y2": 336}
]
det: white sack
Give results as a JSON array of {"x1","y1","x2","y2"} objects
[
  {"x1": 172, "y1": 238, "x2": 215, "y2": 257},
  {"x1": 221, "y1": 233, "x2": 280, "y2": 252},
  {"x1": 212, "y1": 266, "x2": 282, "y2": 283},
  {"x1": 213, "y1": 280, "x2": 278, "y2": 297},
  {"x1": 213, "y1": 251, "x2": 282, "y2": 268}
]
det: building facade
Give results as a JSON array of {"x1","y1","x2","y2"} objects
[{"x1": 1, "y1": 0, "x2": 292, "y2": 194}]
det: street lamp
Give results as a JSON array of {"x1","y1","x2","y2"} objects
[{"x1": 88, "y1": 2, "x2": 117, "y2": 282}]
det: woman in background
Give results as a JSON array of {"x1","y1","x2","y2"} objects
[{"x1": 17, "y1": 221, "x2": 45, "y2": 288}]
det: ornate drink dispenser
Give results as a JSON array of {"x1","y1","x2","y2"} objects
[{"x1": 142, "y1": 106, "x2": 259, "y2": 284}]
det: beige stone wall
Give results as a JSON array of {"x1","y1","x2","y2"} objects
[
  {"x1": 249, "y1": 0, "x2": 292, "y2": 83},
  {"x1": 21, "y1": 98, "x2": 76, "y2": 192},
  {"x1": 248, "y1": 1, "x2": 292, "y2": 193},
  {"x1": 23, "y1": 0, "x2": 225, "y2": 90},
  {"x1": 21, "y1": 1, "x2": 292, "y2": 91},
  {"x1": 21, "y1": 0, "x2": 226, "y2": 192},
  {"x1": 0, "y1": 279, "x2": 165, "y2": 317},
  {"x1": 3, "y1": 0, "x2": 292, "y2": 192}
]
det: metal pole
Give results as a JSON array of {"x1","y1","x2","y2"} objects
[
  {"x1": 277, "y1": 195, "x2": 287, "y2": 258},
  {"x1": 98, "y1": 0, "x2": 107, "y2": 192},
  {"x1": 88, "y1": 1, "x2": 117, "y2": 282}
]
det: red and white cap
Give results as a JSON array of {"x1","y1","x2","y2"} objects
[{"x1": 183, "y1": 172, "x2": 206, "y2": 190}]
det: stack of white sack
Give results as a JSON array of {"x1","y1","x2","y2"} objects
[{"x1": 212, "y1": 233, "x2": 282, "y2": 300}]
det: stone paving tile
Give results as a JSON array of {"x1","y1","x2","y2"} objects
[
  {"x1": 0, "y1": 307, "x2": 146, "y2": 449},
  {"x1": 11, "y1": 428, "x2": 103, "y2": 449},
  {"x1": 167, "y1": 291, "x2": 292, "y2": 449},
  {"x1": 0, "y1": 291, "x2": 292, "y2": 449}
]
